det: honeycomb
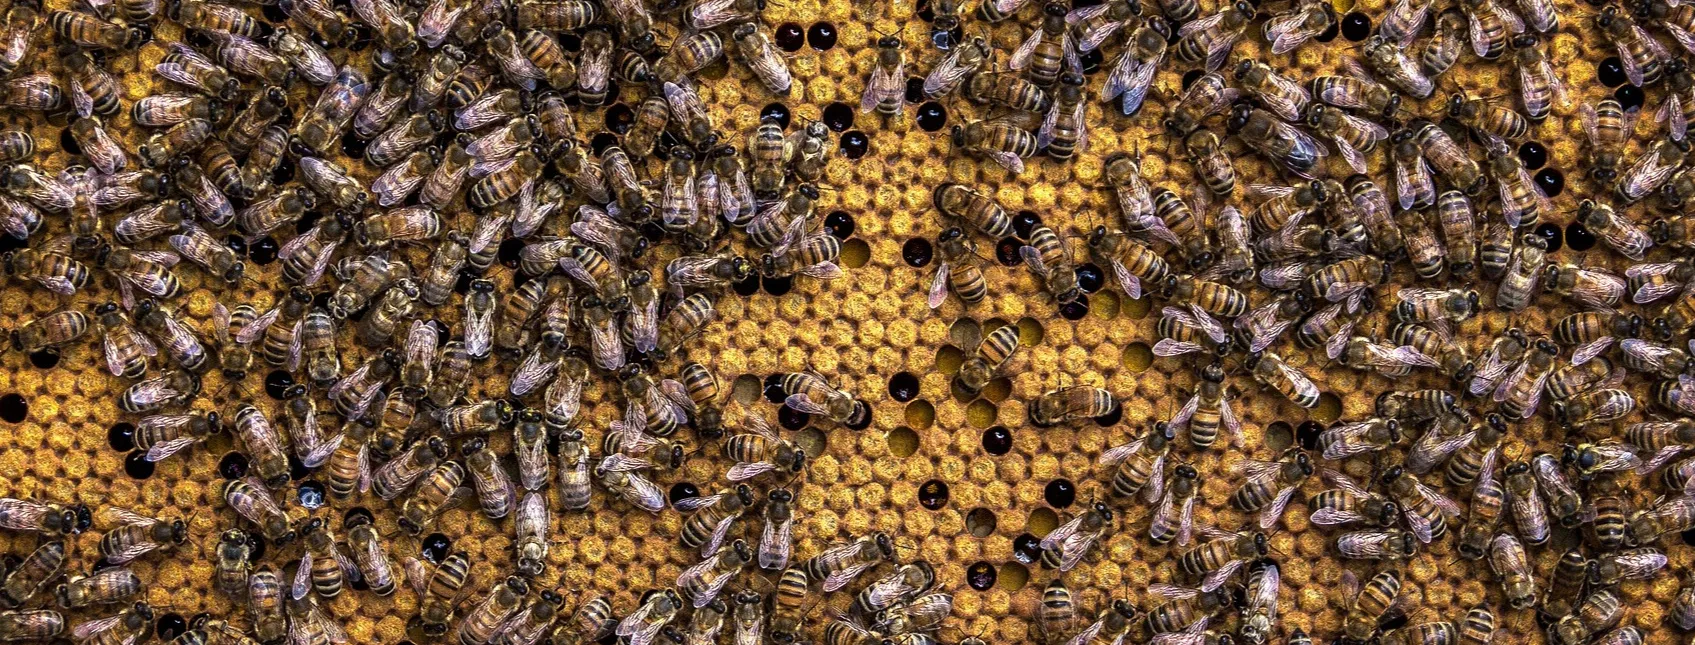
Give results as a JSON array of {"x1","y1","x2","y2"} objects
[{"x1": 0, "y1": 0, "x2": 1689, "y2": 642}]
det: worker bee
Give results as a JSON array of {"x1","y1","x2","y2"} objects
[
  {"x1": 54, "y1": 566, "x2": 142, "y2": 612},
  {"x1": 1040, "y1": 73, "x2": 1087, "y2": 160},
  {"x1": 1320, "y1": 417, "x2": 1403, "y2": 460},
  {"x1": 1228, "y1": 104, "x2": 1326, "y2": 179},
  {"x1": 1421, "y1": 9, "x2": 1467, "y2": 76},
  {"x1": 93, "y1": 302, "x2": 154, "y2": 379},
  {"x1": 1304, "y1": 104, "x2": 1388, "y2": 175},
  {"x1": 1033, "y1": 501, "x2": 1111, "y2": 573},
  {"x1": 1337, "y1": 528, "x2": 1418, "y2": 561},
  {"x1": 1508, "y1": 34, "x2": 1567, "y2": 121},
  {"x1": 1031, "y1": 384, "x2": 1119, "y2": 428},
  {"x1": 1310, "y1": 469, "x2": 1400, "y2": 527},
  {"x1": 1144, "y1": 584, "x2": 1231, "y2": 636},
  {"x1": 212, "y1": 529, "x2": 252, "y2": 594},
  {"x1": 0, "y1": 71, "x2": 64, "y2": 112},
  {"x1": 1233, "y1": 448, "x2": 1313, "y2": 529},
  {"x1": 117, "y1": 366, "x2": 199, "y2": 413},
  {"x1": 96, "y1": 508, "x2": 188, "y2": 567},
  {"x1": 1174, "y1": 0, "x2": 1253, "y2": 72},
  {"x1": 596, "y1": 454, "x2": 666, "y2": 513},
  {"x1": 951, "y1": 119, "x2": 1039, "y2": 173},
  {"x1": 0, "y1": 539, "x2": 62, "y2": 608},
  {"x1": 5, "y1": 240, "x2": 89, "y2": 297},
  {"x1": 954, "y1": 324, "x2": 1022, "y2": 399},
  {"x1": 1551, "y1": 589, "x2": 1622, "y2": 645},
  {"x1": 1246, "y1": 351, "x2": 1320, "y2": 408},
  {"x1": 1383, "y1": 465, "x2": 1462, "y2": 542},
  {"x1": 928, "y1": 227, "x2": 988, "y2": 308},
  {"x1": 862, "y1": 34, "x2": 905, "y2": 116},
  {"x1": 933, "y1": 183, "x2": 1013, "y2": 238}
]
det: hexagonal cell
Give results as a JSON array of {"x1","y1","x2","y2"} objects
[
  {"x1": 795, "y1": 427, "x2": 827, "y2": 459},
  {"x1": 965, "y1": 507, "x2": 997, "y2": 538},
  {"x1": 1263, "y1": 421, "x2": 1294, "y2": 452},
  {"x1": 935, "y1": 345, "x2": 965, "y2": 375},
  {"x1": 980, "y1": 377, "x2": 1012, "y2": 403},
  {"x1": 886, "y1": 426, "x2": 919, "y2": 458},
  {"x1": 731, "y1": 375, "x2": 764, "y2": 405},
  {"x1": 998, "y1": 562, "x2": 1031, "y2": 592},
  {"x1": 1016, "y1": 317, "x2": 1045, "y2": 347},
  {"x1": 1313, "y1": 392, "x2": 1343, "y2": 424},
  {"x1": 1026, "y1": 507, "x2": 1059, "y2": 538},
  {"x1": 1122, "y1": 295, "x2": 1154, "y2": 319},
  {"x1": 1122, "y1": 343, "x2": 1154, "y2": 373},
  {"x1": 1092, "y1": 291, "x2": 1121, "y2": 318},
  {"x1": 950, "y1": 318, "x2": 982, "y2": 350},
  {"x1": 839, "y1": 238, "x2": 871, "y2": 268},
  {"x1": 965, "y1": 400, "x2": 998, "y2": 429},
  {"x1": 905, "y1": 400, "x2": 936, "y2": 430}
]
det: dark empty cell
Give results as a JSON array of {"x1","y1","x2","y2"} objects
[
  {"x1": 90, "y1": 556, "x2": 116, "y2": 572},
  {"x1": 1598, "y1": 57, "x2": 1627, "y2": 87},
  {"x1": 966, "y1": 561, "x2": 997, "y2": 590},
  {"x1": 453, "y1": 271, "x2": 476, "y2": 295},
  {"x1": 845, "y1": 401, "x2": 873, "y2": 430},
  {"x1": 245, "y1": 532, "x2": 267, "y2": 560},
  {"x1": 888, "y1": 372, "x2": 920, "y2": 402},
  {"x1": 932, "y1": 25, "x2": 965, "y2": 50},
  {"x1": 824, "y1": 211, "x2": 856, "y2": 239},
  {"x1": 108, "y1": 423, "x2": 136, "y2": 452},
  {"x1": 1079, "y1": 48, "x2": 1102, "y2": 75},
  {"x1": 778, "y1": 404, "x2": 810, "y2": 430},
  {"x1": 823, "y1": 102, "x2": 855, "y2": 132},
  {"x1": 1341, "y1": 12, "x2": 1372, "y2": 41},
  {"x1": 421, "y1": 534, "x2": 452, "y2": 564},
  {"x1": 902, "y1": 238, "x2": 934, "y2": 267},
  {"x1": 590, "y1": 132, "x2": 619, "y2": 155},
  {"x1": 640, "y1": 222, "x2": 668, "y2": 243},
  {"x1": 28, "y1": 350, "x2": 57, "y2": 369},
  {"x1": 1013, "y1": 211, "x2": 1042, "y2": 239},
  {"x1": 1182, "y1": 69, "x2": 1205, "y2": 90},
  {"x1": 1533, "y1": 222, "x2": 1564, "y2": 252},
  {"x1": 916, "y1": 0, "x2": 935, "y2": 20},
  {"x1": 340, "y1": 129, "x2": 368, "y2": 157},
  {"x1": 761, "y1": 103, "x2": 792, "y2": 130},
  {"x1": 291, "y1": 211, "x2": 321, "y2": 237},
  {"x1": 761, "y1": 274, "x2": 794, "y2": 295},
  {"x1": 668, "y1": 482, "x2": 700, "y2": 506},
  {"x1": 1094, "y1": 402, "x2": 1123, "y2": 426},
  {"x1": 1044, "y1": 479, "x2": 1076, "y2": 508},
  {"x1": 270, "y1": 157, "x2": 295, "y2": 185},
  {"x1": 428, "y1": 320, "x2": 451, "y2": 345},
  {"x1": 807, "y1": 22, "x2": 837, "y2": 50},
  {"x1": 124, "y1": 451, "x2": 156, "y2": 479},
  {"x1": 261, "y1": 2, "x2": 288, "y2": 22},
  {"x1": 916, "y1": 102, "x2": 948, "y2": 132},
  {"x1": 1615, "y1": 84, "x2": 1645, "y2": 111},
  {"x1": 59, "y1": 128, "x2": 80, "y2": 156},
  {"x1": 218, "y1": 452, "x2": 250, "y2": 480},
  {"x1": 1518, "y1": 141, "x2": 1547, "y2": 170},
  {"x1": 0, "y1": 235, "x2": 25, "y2": 254},
  {"x1": 982, "y1": 426, "x2": 1012, "y2": 455},
  {"x1": 297, "y1": 480, "x2": 326, "y2": 509},
  {"x1": 905, "y1": 77, "x2": 926, "y2": 104},
  {"x1": 1315, "y1": 19, "x2": 1339, "y2": 42},
  {"x1": 1534, "y1": 168, "x2": 1565, "y2": 197},
  {"x1": 264, "y1": 369, "x2": 299, "y2": 399},
  {"x1": 733, "y1": 273, "x2": 762, "y2": 296},
  {"x1": 1683, "y1": 526, "x2": 1695, "y2": 547},
  {"x1": 1565, "y1": 221, "x2": 1597, "y2": 252},
  {"x1": 156, "y1": 613, "x2": 187, "y2": 642},
  {"x1": 839, "y1": 131, "x2": 869, "y2": 159},
  {"x1": 1013, "y1": 533, "x2": 1042, "y2": 563},
  {"x1": 346, "y1": 564, "x2": 368, "y2": 590},
  {"x1": 1296, "y1": 421, "x2": 1324, "y2": 450},
  {"x1": 764, "y1": 374, "x2": 788, "y2": 404},
  {"x1": 343, "y1": 506, "x2": 374, "y2": 528},
  {"x1": 498, "y1": 238, "x2": 526, "y2": 268},
  {"x1": 0, "y1": 393, "x2": 26, "y2": 423},
  {"x1": 557, "y1": 32, "x2": 582, "y2": 51},
  {"x1": 1378, "y1": 610, "x2": 1410, "y2": 632},
  {"x1": 1075, "y1": 264, "x2": 1104, "y2": 293},
  {"x1": 604, "y1": 103, "x2": 636, "y2": 134},
  {"x1": 775, "y1": 23, "x2": 806, "y2": 52},
  {"x1": 918, "y1": 479, "x2": 950, "y2": 510},
  {"x1": 249, "y1": 237, "x2": 279, "y2": 265},
  {"x1": 1059, "y1": 295, "x2": 1090, "y2": 320},
  {"x1": 995, "y1": 237, "x2": 1023, "y2": 266}
]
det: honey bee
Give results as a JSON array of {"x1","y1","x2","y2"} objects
[
  {"x1": 1319, "y1": 417, "x2": 1403, "y2": 460},
  {"x1": 678, "y1": 540, "x2": 752, "y2": 609},
  {"x1": 1310, "y1": 469, "x2": 1400, "y2": 527},
  {"x1": 117, "y1": 368, "x2": 199, "y2": 413},
  {"x1": 1420, "y1": 9, "x2": 1467, "y2": 76},
  {"x1": 459, "y1": 576, "x2": 529, "y2": 645},
  {"x1": 0, "y1": 540, "x2": 62, "y2": 608},
  {"x1": 71, "y1": 601, "x2": 154, "y2": 645},
  {"x1": 1510, "y1": 34, "x2": 1567, "y2": 120},
  {"x1": 1040, "y1": 73, "x2": 1087, "y2": 160},
  {"x1": 925, "y1": 36, "x2": 989, "y2": 101},
  {"x1": 1227, "y1": 104, "x2": 1326, "y2": 179},
  {"x1": 951, "y1": 119, "x2": 1039, "y2": 174},
  {"x1": 933, "y1": 183, "x2": 1013, "y2": 239},
  {"x1": 1501, "y1": 460, "x2": 1550, "y2": 544},
  {"x1": 1551, "y1": 589, "x2": 1621, "y2": 645},
  {"x1": 4, "y1": 240, "x2": 89, "y2": 297},
  {"x1": 410, "y1": 551, "x2": 472, "y2": 637},
  {"x1": 51, "y1": 9, "x2": 143, "y2": 50},
  {"x1": 1145, "y1": 584, "x2": 1231, "y2": 635},
  {"x1": 1030, "y1": 384, "x2": 1119, "y2": 428},
  {"x1": 1175, "y1": 0, "x2": 1253, "y2": 72},
  {"x1": 862, "y1": 34, "x2": 905, "y2": 117},
  {"x1": 223, "y1": 477, "x2": 294, "y2": 545},
  {"x1": 1246, "y1": 351, "x2": 1320, "y2": 408},
  {"x1": 1233, "y1": 448, "x2": 1314, "y2": 529},
  {"x1": 96, "y1": 508, "x2": 188, "y2": 566},
  {"x1": 1337, "y1": 528, "x2": 1418, "y2": 561},
  {"x1": 1185, "y1": 130, "x2": 1236, "y2": 199},
  {"x1": 55, "y1": 566, "x2": 142, "y2": 611},
  {"x1": 0, "y1": 71, "x2": 64, "y2": 112},
  {"x1": 616, "y1": 589, "x2": 682, "y2": 645},
  {"x1": 1032, "y1": 501, "x2": 1111, "y2": 572}
]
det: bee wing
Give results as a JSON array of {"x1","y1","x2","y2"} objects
[
  {"x1": 294, "y1": 551, "x2": 315, "y2": 599},
  {"x1": 672, "y1": 492, "x2": 724, "y2": 513},
  {"x1": 1010, "y1": 27, "x2": 1044, "y2": 70},
  {"x1": 1641, "y1": 445, "x2": 1690, "y2": 474},
  {"x1": 1259, "y1": 485, "x2": 1298, "y2": 529},
  {"x1": 924, "y1": 47, "x2": 974, "y2": 98},
  {"x1": 1416, "y1": 480, "x2": 1463, "y2": 518},
  {"x1": 727, "y1": 461, "x2": 778, "y2": 481},
  {"x1": 1320, "y1": 423, "x2": 1372, "y2": 460},
  {"x1": 1040, "y1": 513, "x2": 1086, "y2": 551},
  {"x1": 783, "y1": 393, "x2": 829, "y2": 415},
  {"x1": 1057, "y1": 531, "x2": 1096, "y2": 572},
  {"x1": 302, "y1": 432, "x2": 343, "y2": 468},
  {"x1": 1142, "y1": 454, "x2": 1168, "y2": 505},
  {"x1": 285, "y1": 319, "x2": 305, "y2": 372},
  {"x1": 1038, "y1": 100, "x2": 1062, "y2": 149},
  {"x1": 823, "y1": 560, "x2": 879, "y2": 593},
  {"x1": 986, "y1": 150, "x2": 1027, "y2": 174},
  {"x1": 144, "y1": 436, "x2": 197, "y2": 463},
  {"x1": 659, "y1": 379, "x2": 696, "y2": 415},
  {"x1": 1108, "y1": 259, "x2": 1143, "y2": 300},
  {"x1": 798, "y1": 262, "x2": 843, "y2": 280},
  {"x1": 1396, "y1": 156, "x2": 1434, "y2": 211},
  {"x1": 1310, "y1": 507, "x2": 1364, "y2": 525},
  {"x1": 1019, "y1": 244, "x2": 1049, "y2": 278},
  {"x1": 758, "y1": 515, "x2": 793, "y2": 570},
  {"x1": 860, "y1": 63, "x2": 904, "y2": 115},
  {"x1": 1200, "y1": 558, "x2": 1246, "y2": 592},
  {"x1": 928, "y1": 261, "x2": 952, "y2": 309},
  {"x1": 1168, "y1": 392, "x2": 1199, "y2": 435},
  {"x1": 1221, "y1": 398, "x2": 1243, "y2": 447},
  {"x1": 1118, "y1": 55, "x2": 1160, "y2": 117},
  {"x1": 73, "y1": 614, "x2": 125, "y2": 640},
  {"x1": 1098, "y1": 437, "x2": 1146, "y2": 466},
  {"x1": 1572, "y1": 337, "x2": 1615, "y2": 365},
  {"x1": 700, "y1": 511, "x2": 739, "y2": 558}
]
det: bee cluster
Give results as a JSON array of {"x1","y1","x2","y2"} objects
[{"x1": 0, "y1": 0, "x2": 1691, "y2": 639}]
